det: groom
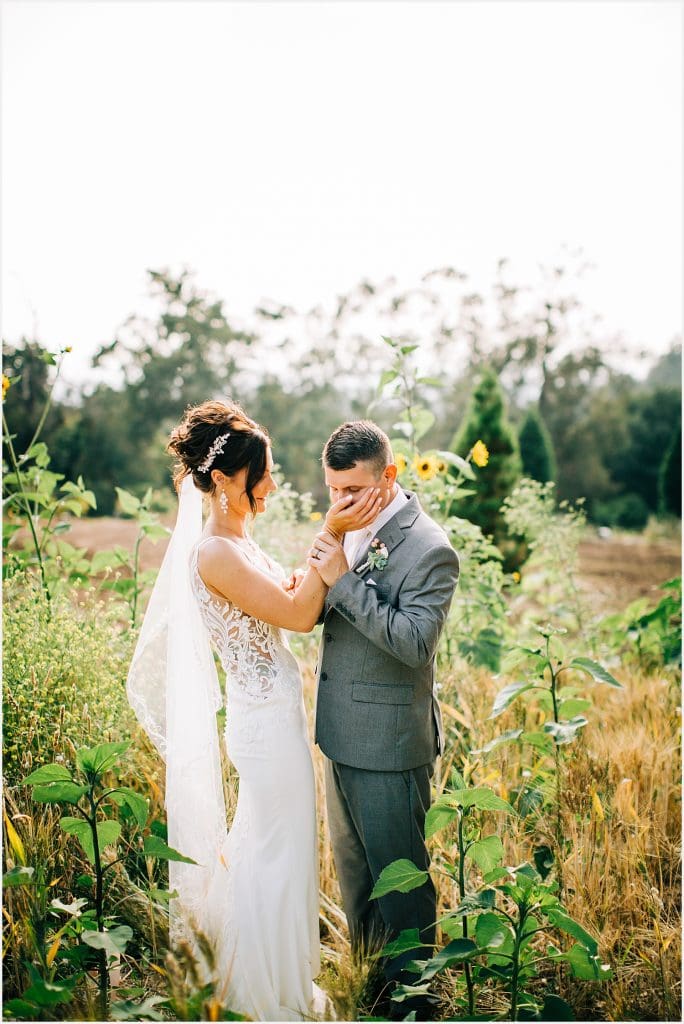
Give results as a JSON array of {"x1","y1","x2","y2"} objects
[{"x1": 308, "y1": 420, "x2": 459, "y2": 1016}]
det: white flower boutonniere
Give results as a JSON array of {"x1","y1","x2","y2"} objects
[{"x1": 356, "y1": 538, "x2": 389, "y2": 573}]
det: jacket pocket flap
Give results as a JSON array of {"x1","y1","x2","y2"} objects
[{"x1": 352, "y1": 681, "x2": 415, "y2": 705}]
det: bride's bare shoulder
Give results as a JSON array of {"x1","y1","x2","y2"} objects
[{"x1": 196, "y1": 535, "x2": 244, "y2": 586}]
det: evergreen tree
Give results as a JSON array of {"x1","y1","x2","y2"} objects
[
  {"x1": 518, "y1": 407, "x2": 557, "y2": 483},
  {"x1": 451, "y1": 367, "x2": 522, "y2": 561},
  {"x1": 658, "y1": 425, "x2": 682, "y2": 518}
]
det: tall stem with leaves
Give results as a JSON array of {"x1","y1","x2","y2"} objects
[{"x1": 2, "y1": 411, "x2": 51, "y2": 604}]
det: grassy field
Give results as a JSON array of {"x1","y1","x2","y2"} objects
[{"x1": 3, "y1": 516, "x2": 681, "y2": 1022}]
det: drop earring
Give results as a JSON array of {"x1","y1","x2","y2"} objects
[{"x1": 219, "y1": 490, "x2": 229, "y2": 515}]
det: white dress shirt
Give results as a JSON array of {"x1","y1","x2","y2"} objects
[{"x1": 343, "y1": 486, "x2": 409, "y2": 569}]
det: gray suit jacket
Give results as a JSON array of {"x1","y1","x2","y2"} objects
[{"x1": 314, "y1": 489, "x2": 459, "y2": 771}]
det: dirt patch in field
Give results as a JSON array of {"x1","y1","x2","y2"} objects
[
  {"x1": 9, "y1": 516, "x2": 681, "y2": 616},
  {"x1": 577, "y1": 534, "x2": 681, "y2": 614}
]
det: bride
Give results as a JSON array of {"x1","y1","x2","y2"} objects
[{"x1": 126, "y1": 399, "x2": 380, "y2": 1021}]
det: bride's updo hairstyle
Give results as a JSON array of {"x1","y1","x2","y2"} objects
[{"x1": 167, "y1": 399, "x2": 271, "y2": 514}]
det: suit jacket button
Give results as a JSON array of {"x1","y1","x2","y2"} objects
[{"x1": 321, "y1": 672, "x2": 328, "y2": 681}]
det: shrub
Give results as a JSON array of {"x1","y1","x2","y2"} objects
[
  {"x1": 451, "y1": 368, "x2": 522, "y2": 567},
  {"x1": 518, "y1": 407, "x2": 556, "y2": 484},
  {"x1": 2, "y1": 575, "x2": 137, "y2": 785},
  {"x1": 658, "y1": 425, "x2": 681, "y2": 518},
  {"x1": 592, "y1": 493, "x2": 650, "y2": 531}
]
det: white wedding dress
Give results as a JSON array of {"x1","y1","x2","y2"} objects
[{"x1": 188, "y1": 534, "x2": 326, "y2": 1021}]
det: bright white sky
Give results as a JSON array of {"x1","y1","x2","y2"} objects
[{"x1": 2, "y1": 0, "x2": 682, "y2": 392}]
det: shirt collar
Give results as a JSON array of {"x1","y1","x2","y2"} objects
[{"x1": 371, "y1": 484, "x2": 409, "y2": 537}]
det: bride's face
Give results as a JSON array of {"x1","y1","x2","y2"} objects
[{"x1": 222, "y1": 446, "x2": 278, "y2": 515}]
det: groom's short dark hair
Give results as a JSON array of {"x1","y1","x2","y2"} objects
[{"x1": 322, "y1": 420, "x2": 393, "y2": 476}]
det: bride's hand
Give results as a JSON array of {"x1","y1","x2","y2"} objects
[
  {"x1": 325, "y1": 488, "x2": 383, "y2": 539},
  {"x1": 281, "y1": 568, "x2": 306, "y2": 592}
]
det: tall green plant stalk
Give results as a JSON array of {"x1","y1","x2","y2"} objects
[
  {"x1": 544, "y1": 633, "x2": 565, "y2": 899},
  {"x1": 2, "y1": 347, "x2": 70, "y2": 608},
  {"x1": 456, "y1": 810, "x2": 476, "y2": 1015},
  {"x1": 2, "y1": 409, "x2": 50, "y2": 607}
]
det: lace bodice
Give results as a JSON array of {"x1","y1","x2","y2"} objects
[{"x1": 189, "y1": 536, "x2": 302, "y2": 706}]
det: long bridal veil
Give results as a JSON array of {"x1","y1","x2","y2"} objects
[{"x1": 126, "y1": 473, "x2": 228, "y2": 960}]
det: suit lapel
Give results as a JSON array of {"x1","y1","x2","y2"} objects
[{"x1": 352, "y1": 490, "x2": 421, "y2": 578}]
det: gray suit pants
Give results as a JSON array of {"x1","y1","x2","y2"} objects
[{"x1": 324, "y1": 757, "x2": 436, "y2": 980}]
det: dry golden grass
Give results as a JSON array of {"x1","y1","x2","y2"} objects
[
  {"x1": 3, "y1": 524, "x2": 680, "y2": 1021},
  {"x1": 410, "y1": 658, "x2": 681, "y2": 1022}
]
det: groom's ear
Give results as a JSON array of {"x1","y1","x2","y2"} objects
[{"x1": 383, "y1": 464, "x2": 398, "y2": 486}]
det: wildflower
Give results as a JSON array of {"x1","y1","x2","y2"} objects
[
  {"x1": 395, "y1": 452, "x2": 408, "y2": 475},
  {"x1": 2, "y1": 373, "x2": 10, "y2": 400},
  {"x1": 469, "y1": 440, "x2": 489, "y2": 467},
  {"x1": 512, "y1": 571, "x2": 521, "y2": 583},
  {"x1": 309, "y1": 512, "x2": 322, "y2": 522},
  {"x1": 413, "y1": 453, "x2": 439, "y2": 481}
]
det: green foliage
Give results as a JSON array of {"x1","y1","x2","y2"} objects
[
  {"x1": 17, "y1": 742, "x2": 194, "y2": 1020},
  {"x1": 373, "y1": 769, "x2": 611, "y2": 1021},
  {"x1": 441, "y1": 517, "x2": 509, "y2": 671},
  {"x1": 518, "y1": 408, "x2": 556, "y2": 484},
  {"x1": 483, "y1": 624, "x2": 622, "y2": 892},
  {"x1": 451, "y1": 368, "x2": 522, "y2": 567},
  {"x1": 3, "y1": 345, "x2": 98, "y2": 605},
  {"x1": 658, "y1": 424, "x2": 681, "y2": 518},
  {"x1": 601, "y1": 387, "x2": 682, "y2": 514},
  {"x1": 250, "y1": 377, "x2": 355, "y2": 506},
  {"x1": 501, "y1": 480, "x2": 588, "y2": 637},
  {"x1": 592, "y1": 492, "x2": 650, "y2": 530},
  {"x1": 374, "y1": 339, "x2": 509, "y2": 670},
  {"x1": 2, "y1": 574, "x2": 136, "y2": 784},
  {"x1": 2, "y1": 339, "x2": 68, "y2": 454},
  {"x1": 599, "y1": 577, "x2": 682, "y2": 670},
  {"x1": 92, "y1": 486, "x2": 170, "y2": 626}
]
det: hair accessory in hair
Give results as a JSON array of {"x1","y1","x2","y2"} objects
[{"x1": 198, "y1": 431, "x2": 231, "y2": 473}]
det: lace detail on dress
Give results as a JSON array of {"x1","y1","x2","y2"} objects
[{"x1": 189, "y1": 538, "x2": 292, "y2": 703}]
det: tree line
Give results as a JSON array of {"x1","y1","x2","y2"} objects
[{"x1": 3, "y1": 261, "x2": 681, "y2": 530}]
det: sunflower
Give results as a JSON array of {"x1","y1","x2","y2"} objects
[
  {"x1": 309, "y1": 512, "x2": 322, "y2": 522},
  {"x1": 412, "y1": 453, "x2": 439, "y2": 481},
  {"x1": 469, "y1": 440, "x2": 489, "y2": 467},
  {"x1": 395, "y1": 452, "x2": 408, "y2": 475},
  {"x1": 2, "y1": 374, "x2": 10, "y2": 400},
  {"x1": 436, "y1": 458, "x2": 448, "y2": 474}
]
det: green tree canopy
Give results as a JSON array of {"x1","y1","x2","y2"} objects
[
  {"x1": 451, "y1": 367, "x2": 521, "y2": 559},
  {"x1": 518, "y1": 407, "x2": 557, "y2": 484},
  {"x1": 659, "y1": 425, "x2": 682, "y2": 518}
]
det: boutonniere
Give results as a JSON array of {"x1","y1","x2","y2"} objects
[{"x1": 356, "y1": 538, "x2": 389, "y2": 573}]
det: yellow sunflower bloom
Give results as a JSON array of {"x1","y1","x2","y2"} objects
[
  {"x1": 512, "y1": 571, "x2": 521, "y2": 583},
  {"x1": 395, "y1": 453, "x2": 408, "y2": 474},
  {"x1": 309, "y1": 512, "x2": 322, "y2": 522},
  {"x1": 470, "y1": 440, "x2": 489, "y2": 467},
  {"x1": 2, "y1": 374, "x2": 10, "y2": 400},
  {"x1": 436, "y1": 458, "x2": 448, "y2": 474},
  {"x1": 413, "y1": 454, "x2": 439, "y2": 481}
]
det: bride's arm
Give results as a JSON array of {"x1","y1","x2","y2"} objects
[{"x1": 198, "y1": 538, "x2": 328, "y2": 633}]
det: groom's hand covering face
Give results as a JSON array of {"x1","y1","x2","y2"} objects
[
  {"x1": 325, "y1": 487, "x2": 383, "y2": 538},
  {"x1": 324, "y1": 460, "x2": 398, "y2": 529}
]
